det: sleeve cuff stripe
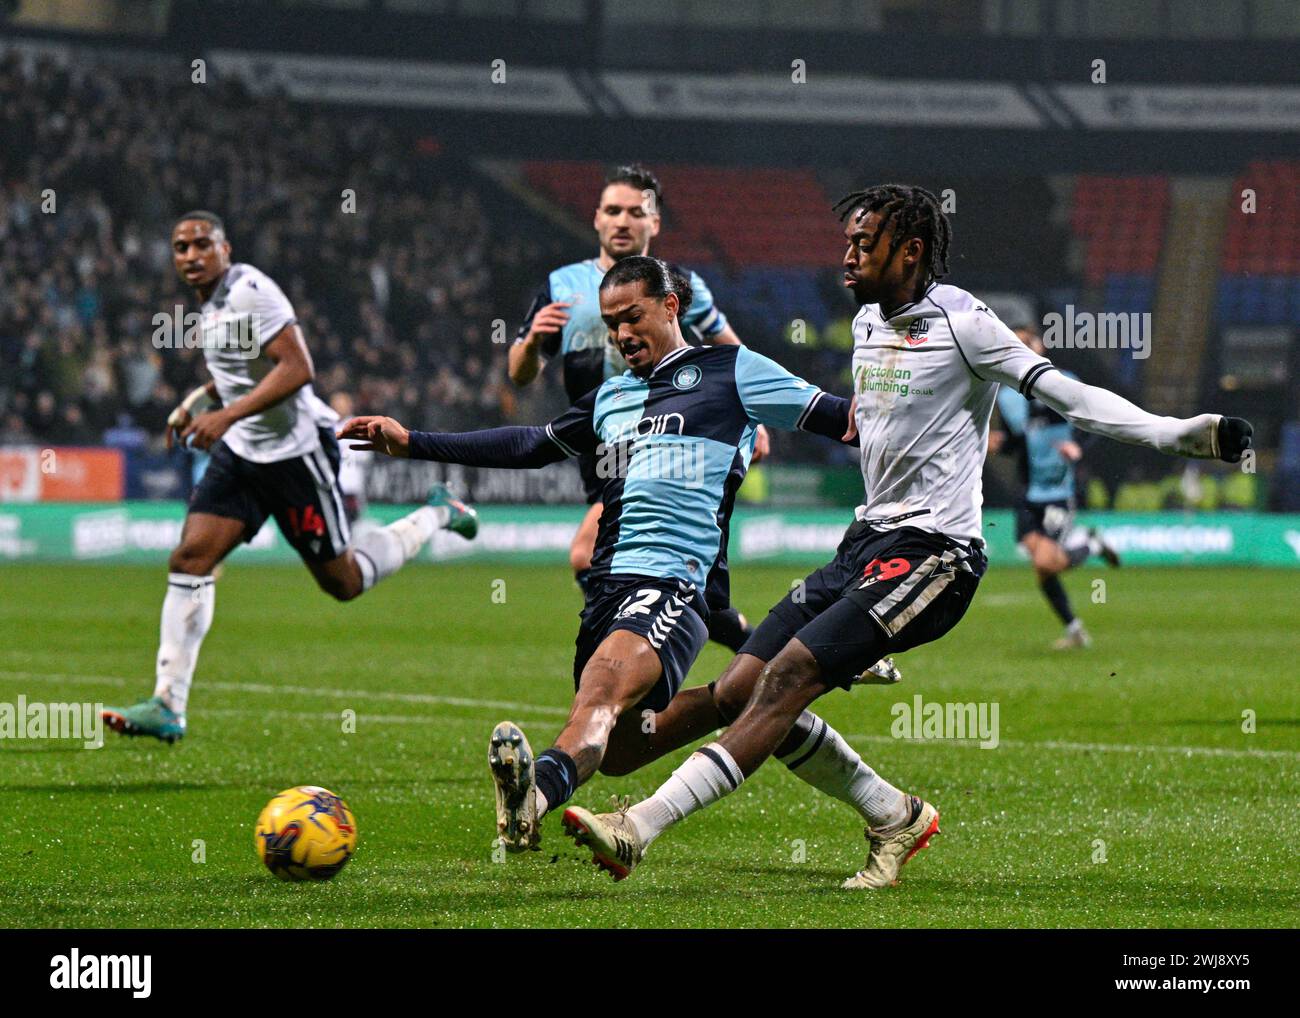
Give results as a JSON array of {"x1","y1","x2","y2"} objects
[
  {"x1": 1019, "y1": 363, "x2": 1054, "y2": 397},
  {"x1": 545, "y1": 423, "x2": 579, "y2": 458},
  {"x1": 794, "y1": 390, "x2": 824, "y2": 431}
]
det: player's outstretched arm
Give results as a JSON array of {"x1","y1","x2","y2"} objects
[
  {"x1": 732, "y1": 346, "x2": 856, "y2": 446},
  {"x1": 963, "y1": 310, "x2": 1252, "y2": 463},
  {"x1": 338, "y1": 416, "x2": 571, "y2": 469},
  {"x1": 1030, "y1": 370, "x2": 1253, "y2": 463}
]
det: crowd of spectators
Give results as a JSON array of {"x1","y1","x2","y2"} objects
[
  {"x1": 0, "y1": 50, "x2": 575, "y2": 452},
  {"x1": 6, "y1": 48, "x2": 1243, "y2": 501}
]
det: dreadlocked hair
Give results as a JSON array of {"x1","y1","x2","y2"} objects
[{"x1": 832, "y1": 184, "x2": 951, "y2": 285}]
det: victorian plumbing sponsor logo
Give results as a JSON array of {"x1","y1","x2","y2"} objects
[
  {"x1": 50, "y1": 949, "x2": 151, "y2": 997},
  {"x1": 854, "y1": 363, "x2": 919, "y2": 398}
]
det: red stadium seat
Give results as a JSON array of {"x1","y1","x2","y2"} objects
[{"x1": 522, "y1": 161, "x2": 840, "y2": 268}]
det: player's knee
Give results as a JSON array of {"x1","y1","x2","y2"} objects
[
  {"x1": 711, "y1": 672, "x2": 753, "y2": 723},
  {"x1": 1033, "y1": 553, "x2": 1062, "y2": 579},
  {"x1": 710, "y1": 654, "x2": 764, "y2": 722},
  {"x1": 317, "y1": 573, "x2": 362, "y2": 602},
  {"x1": 169, "y1": 544, "x2": 212, "y2": 575},
  {"x1": 753, "y1": 649, "x2": 820, "y2": 712}
]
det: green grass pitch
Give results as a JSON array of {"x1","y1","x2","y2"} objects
[{"x1": 1, "y1": 561, "x2": 1297, "y2": 928}]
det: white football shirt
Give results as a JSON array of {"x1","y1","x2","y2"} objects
[
  {"x1": 199, "y1": 263, "x2": 323, "y2": 463},
  {"x1": 850, "y1": 282, "x2": 1051, "y2": 544}
]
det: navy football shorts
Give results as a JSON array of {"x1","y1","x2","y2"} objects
[
  {"x1": 573, "y1": 575, "x2": 709, "y2": 713},
  {"x1": 188, "y1": 426, "x2": 351, "y2": 564},
  {"x1": 1014, "y1": 498, "x2": 1076, "y2": 542},
  {"x1": 741, "y1": 520, "x2": 986, "y2": 690}
]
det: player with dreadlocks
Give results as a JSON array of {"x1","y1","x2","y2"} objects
[{"x1": 563, "y1": 182, "x2": 1254, "y2": 889}]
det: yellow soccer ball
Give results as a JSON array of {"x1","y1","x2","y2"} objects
[{"x1": 255, "y1": 785, "x2": 357, "y2": 881}]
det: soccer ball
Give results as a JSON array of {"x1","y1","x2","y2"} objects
[{"x1": 255, "y1": 785, "x2": 357, "y2": 881}]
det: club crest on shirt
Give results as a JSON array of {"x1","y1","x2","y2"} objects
[
  {"x1": 905, "y1": 319, "x2": 930, "y2": 347},
  {"x1": 672, "y1": 364, "x2": 702, "y2": 390}
]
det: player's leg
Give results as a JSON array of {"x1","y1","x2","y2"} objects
[
  {"x1": 1024, "y1": 531, "x2": 1089, "y2": 649},
  {"x1": 1060, "y1": 523, "x2": 1121, "y2": 569},
  {"x1": 596, "y1": 652, "x2": 762, "y2": 777},
  {"x1": 269, "y1": 433, "x2": 476, "y2": 600},
  {"x1": 569, "y1": 501, "x2": 602, "y2": 595},
  {"x1": 593, "y1": 553, "x2": 830, "y2": 778},
  {"x1": 587, "y1": 531, "x2": 984, "y2": 884},
  {"x1": 490, "y1": 579, "x2": 707, "y2": 853},
  {"x1": 102, "y1": 442, "x2": 257, "y2": 742},
  {"x1": 598, "y1": 535, "x2": 906, "y2": 803},
  {"x1": 489, "y1": 632, "x2": 672, "y2": 853},
  {"x1": 320, "y1": 481, "x2": 476, "y2": 598},
  {"x1": 106, "y1": 511, "x2": 248, "y2": 740}
]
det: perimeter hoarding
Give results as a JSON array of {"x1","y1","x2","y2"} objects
[{"x1": 1, "y1": 504, "x2": 1297, "y2": 567}]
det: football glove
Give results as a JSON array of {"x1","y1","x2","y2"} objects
[{"x1": 1216, "y1": 416, "x2": 1253, "y2": 464}]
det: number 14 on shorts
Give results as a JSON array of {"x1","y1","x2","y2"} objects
[{"x1": 285, "y1": 505, "x2": 326, "y2": 538}]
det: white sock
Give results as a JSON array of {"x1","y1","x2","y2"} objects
[
  {"x1": 535, "y1": 788, "x2": 550, "y2": 820},
  {"x1": 152, "y1": 573, "x2": 215, "y2": 715},
  {"x1": 626, "y1": 742, "x2": 744, "y2": 848},
  {"x1": 778, "y1": 712, "x2": 908, "y2": 829},
  {"x1": 352, "y1": 506, "x2": 442, "y2": 591}
]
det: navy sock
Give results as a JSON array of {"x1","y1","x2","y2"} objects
[
  {"x1": 534, "y1": 748, "x2": 579, "y2": 812},
  {"x1": 1039, "y1": 575, "x2": 1075, "y2": 625},
  {"x1": 574, "y1": 569, "x2": 592, "y2": 596}
]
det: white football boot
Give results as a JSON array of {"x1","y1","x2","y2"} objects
[
  {"x1": 562, "y1": 798, "x2": 644, "y2": 881},
  {"x1": 853, "y1": 656, "x2": 903, "y2": 685},
  {"x1": 1052, "y1": 619, "x2": 1092, "y2": 650},
  {"x1": 488, "y1": 721, "x2": 539, "y2": 852},
  {"x1": 842, "y1": 796, "x2": 940, "y2": 889}
]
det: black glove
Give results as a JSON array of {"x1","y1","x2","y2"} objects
[{"x1": 1216, "y1": 417, "x2": 1253, "y2": 463}]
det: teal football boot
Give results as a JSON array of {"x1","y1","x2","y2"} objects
[
  {"x1": 102, "y1": 696, "x2": 186, "y2": 744},
  {"x1": 427, "y1": 483, "x2": 479, "y2": 540}
]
